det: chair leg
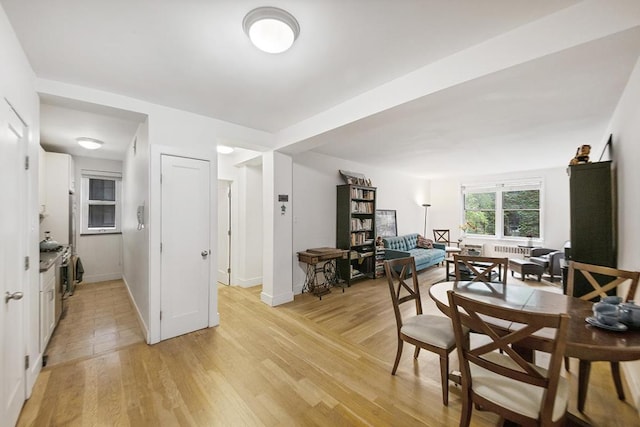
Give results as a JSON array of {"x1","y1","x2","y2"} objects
[
  {"x1": 460, "y1": 393, "x2": 472, "y2": 427},
  {"x1": 564, "y1": 356, "x2": 570, "y2": 372},
  {"x1": 611, "y1": 362, "x2": 625, "y2": 400},
  {"x1": 414, "y1": 346, "x2": 420, "y2": 359},
  {"x1": 578, "y1": 360, "x2": 592, "y2": 412},
  {"x1": 439, "y1": 354, "x2": 449, "y2": 406},
  {"x1": 391, "y1": 340, "x2": 403, "y2": 375}
]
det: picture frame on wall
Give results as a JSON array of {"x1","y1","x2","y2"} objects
[{"x1": 376, "y1": 209, "x2": 397, "y2": 238}]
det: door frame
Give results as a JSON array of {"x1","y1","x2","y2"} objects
[
  {"x1": 149, "y1": 145, "x2": 218, "y2": 344},
  {"x1": 217, "y1": 179, "x2": 231, "y2": 286}
]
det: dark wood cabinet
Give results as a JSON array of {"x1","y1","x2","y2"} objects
[
  {"x1": 568, "y1": 161, "x2": 617, "y2": 298},
  {"x1": 336, "y1": 184, "x2": 377, "y2": 285}
]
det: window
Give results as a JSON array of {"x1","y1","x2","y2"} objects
[
  {"x1": 81, "y1": 170, "x2": 122, "y2": 234},
  {"x1": 462, "y1": 180, "x2": 541, "y2": 239}
]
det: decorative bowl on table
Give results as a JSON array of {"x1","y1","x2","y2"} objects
[
  {"x1": 601, "y1": 295, "x2": 623, "y2": 305},
  {"x1": 619, "y1": 302, "x2": 640, "y2": 328}
]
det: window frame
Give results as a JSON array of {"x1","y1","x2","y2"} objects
[
  {"x1": 80, "y1": 170, "x2": 122, "y2": 235},
  {"x1": 461, "y1": 179, "x2": 543, "y2": 241}
]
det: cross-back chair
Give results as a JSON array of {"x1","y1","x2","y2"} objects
[
  {"x1": 433, "y1": 229, "x2": 461, "y2": 257},
  {"x1": 453, "y1": 255, "x2": 508, "y2": 284},
  {"x1": 384, "y1": 256, "x2": 461, "y2": 406},
  {"x1": 447, "y1": 290, "x2": 570, "y2": 426},
  {"x1": 433, "y1": 229, "x2": 458, "y2": 246},
  {"x1": 566, "y1": 261, "x2": 640, "y2": 411}
]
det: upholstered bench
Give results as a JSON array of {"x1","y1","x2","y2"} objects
[{"x1": 508, "y1": 258, "x2": 544, "y2": 281}]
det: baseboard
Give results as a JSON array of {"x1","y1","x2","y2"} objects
[
  {"x1": 236, "y1": 276, "x2": 262, "y2": 288},
  {"x1": 81, "y1": 272, "x2": 122, "y2": 284},
  {"x1": 122, "y1": 276, "x2": 150, "y2": 344},
  {"x1": 261, "y1": 290, "x2": 294, "y2": 306}
]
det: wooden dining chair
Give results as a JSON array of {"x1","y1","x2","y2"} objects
[
  {"x1": 447, "y1": 290, "x2": 570, "y2": 427},
  {"x1": 453, "y1": 255, "x2": 508, "y2": 284},
  {"x1": 566, "y1": 261, "x2": 640, "y2": 411},
  {"x1": 433, "y1": 229, "x2": 461, "y2": 257},
  {"x1": 384, "y1": 257, "x2": 460, "y2": 406}
]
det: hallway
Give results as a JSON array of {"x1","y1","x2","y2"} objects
[{"x1": 44, "y1": 280, "x2": 145, "y2": 366}]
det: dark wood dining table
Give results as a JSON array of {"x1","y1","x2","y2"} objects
[{"x1": 429, "y1": 281, "x2": 640, "y2": 414}]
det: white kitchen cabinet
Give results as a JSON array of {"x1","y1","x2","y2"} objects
[
  {"x1": 39, "y1": 145, "x2": 46, "y2": 214},
  {"x1": 41, "y1": 152, "x2": 74, "y2": 245},
  {"x1": 39, "y1": 267, "x2": 56, "y2": 352}
]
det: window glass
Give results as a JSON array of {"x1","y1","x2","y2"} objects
[
  {"x1": 461, "y1": 182, "x2": 542, "y2": 240},
  {"x1": 503, "y1": 190, "x2": 540, "y2": 238},
  {"x1": 89, "y1": 178, "x2": 116, "y2": 201},
  {"x1": 81, "y1": 171, "x2": 122, "y2": 234},
  {"x1": 88, "y1": 205, "x2": 116, "y2": 228},
  {"x1": 463, "y1": 192, "x2": 496, "y2": 235}
]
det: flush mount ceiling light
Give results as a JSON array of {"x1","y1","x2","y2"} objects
[
  {"x1": 217, "y1": 145, "x2": 234, "y2": 154},
  {"x1": 76, "y1": 137, "x2": 104, "y2": 150},
  {"x1": 242, "y1": 7, "x2": 300, "y2": 54}
]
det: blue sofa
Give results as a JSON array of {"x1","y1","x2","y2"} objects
[{"x1": 382, "y1": 233, "x2": 446, "y2": 272}]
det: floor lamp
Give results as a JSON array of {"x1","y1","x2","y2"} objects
[{"x1": 422, "y1": 203, "x2": 431, "y2": 237}]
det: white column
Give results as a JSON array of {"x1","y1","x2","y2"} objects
[{"x1": 261, "y1": 151, "x2": 294, "y2": 306}]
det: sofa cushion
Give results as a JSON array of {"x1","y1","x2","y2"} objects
[
  {"x1": 383, "y1": 235, "x2": 409, "y2": 251},
  {"x1": 403, "y1": 233, "x2": 420, "y2": 250},
  {"x1": 407, "y1": 248, "x2": 443, "y2": 266},
  {"x1": 417, "y1": 235, "x2": 433, "y2": 249}
]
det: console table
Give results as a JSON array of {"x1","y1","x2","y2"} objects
[{"x1": 297, "y1": 248, "x2": 349, "y2": 299}]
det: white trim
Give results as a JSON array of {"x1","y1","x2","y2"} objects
[
  {"x1": 122, "y1": 276, "x2": 150, "y2": 344},
  {"x1": 80, "y1": 170, "x2": 122, "y2": 234}
]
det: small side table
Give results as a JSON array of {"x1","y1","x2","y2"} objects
[{"x1": 297, "y1": 248, "x2": 349, "y2": 299}]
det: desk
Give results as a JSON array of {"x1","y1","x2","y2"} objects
[
  {"x1": 297, "y1": 248, "x2": 348, "y2": 299},
  {"x1": 429, "y1": 281, "x2": 640, "y2": 414}
]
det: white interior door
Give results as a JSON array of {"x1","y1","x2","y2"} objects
[
  {"x1": 1, "y1": 101, "x2": 26, "y2": 427},
  {"x1": 217, "y1": 180, "x2": 230, "y2": 285},
  {"x1": 160, "y1": 155, "x2": 211, "y2": 340}
]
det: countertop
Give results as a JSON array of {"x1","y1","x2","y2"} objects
[{"x1": 39, "y1": 250, "x2": 62, "y2": 272}]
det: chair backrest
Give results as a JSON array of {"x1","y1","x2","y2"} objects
[
  {"x1": 447, "y1": 290, "x2": 569, "y2": 425},
  {"x1": 384, "y1": 257, "x2": 422, "y2": 331},
  {"x1": 433, "y1": 229, "x2": 451, "y2": 244},
  {"x1": 453, "y1": 255, "x2": 508, "y2": 284},
  {"x1": 567, "y1": 261, "x2": 640, "y2": 301}
]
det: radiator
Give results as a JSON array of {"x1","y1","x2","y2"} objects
[{"x1": 493, "y1": 245, "x2": 531, "y2": 256}]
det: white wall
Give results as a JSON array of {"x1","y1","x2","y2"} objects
[
  {"x1": 291, "y1": 151, "x2": 429, "y2": 293},
  {"x1": 607, "y1": 55, "x2": 640, "y2": 411},
  {"x1": 73, "y1": 155, "x2": 124, "y2": 283},
  {"x1": 218, "y1": 155, "x2": 264, "y2": 288},
  {"x1": 262, "y1": 151, "x2": 294, "y2": 305},
  {"x1": 429, "y1": 167, "x2": 571, "y2": 254},
  {"x1": 237, "y1": 164, "x2": 263, "y2": 287},
  {"x1": 0, "y1": 2, "x2": 42, "y2": 397},
  {"x1": 122, "y1": 121, "x2": 150, "y2": 340}
]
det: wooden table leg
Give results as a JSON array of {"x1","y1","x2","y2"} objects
[
  {"x1": 578, "y1": 360, "x2": 591, "y2": 412},
  {"x1": 610, "y1": 361, "x2": 625, "y2": 400}
]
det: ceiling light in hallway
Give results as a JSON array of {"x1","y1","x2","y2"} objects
[
  {"x1": 217, "y1": 145, "x2": 234, "y2": 154},
  {"x1": 76, "y1": 137, "x2": 104, "y2": 150},
  {"x1": 243, "y1": 7, "x2": 300, "y2": 54}
]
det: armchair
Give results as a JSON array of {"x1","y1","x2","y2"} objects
[{"x1": 529, "y1": 248, "x2": 564, "y2": 282}]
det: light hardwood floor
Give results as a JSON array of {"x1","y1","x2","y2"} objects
[
  {"x1": 19, "y1": 268, "x2": 640, "y2": 426},
  {"x1": 44, "y1": 280, "x2": 145, "y2": 366}
]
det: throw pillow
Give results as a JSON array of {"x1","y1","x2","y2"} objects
[{"x1": 417, "y1": 235, "x2": 433, "y2": 249}]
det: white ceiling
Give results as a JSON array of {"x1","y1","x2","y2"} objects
[{"x1": 3, "y1": 0, "x2": 640, "y2": 177}]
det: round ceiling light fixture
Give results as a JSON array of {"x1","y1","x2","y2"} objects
[
  {"x1": 243, "y1": 7, "x2": 300, "y2": 54},
  {"x1": 217, "y1": 145, "x2": 234, "y2": 154},
  {"x1": 76, "y1": 137, "x2": 104, "y2": 150}
]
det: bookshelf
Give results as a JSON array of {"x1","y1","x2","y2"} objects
[{"x1": 336, "y1": 184, "x2": 377, "y2": 285}]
